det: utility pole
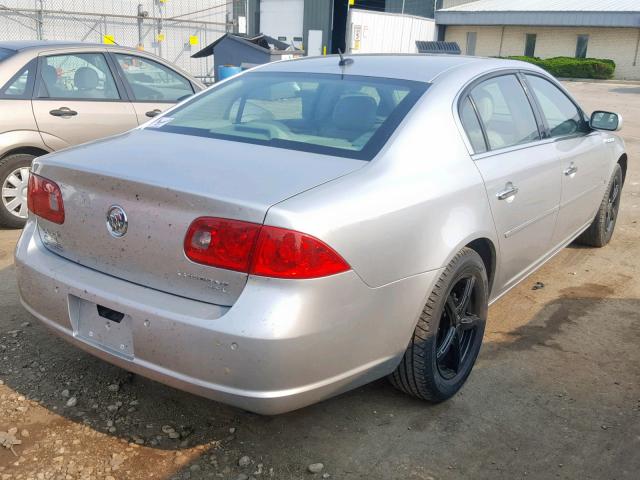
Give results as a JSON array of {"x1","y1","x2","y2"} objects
[
  {"x1": 35, "y1": 0, "x2": 44, "y2": 39},
  {"x1": 137, "y1": 4, "x2": 147, "y2": 50}
]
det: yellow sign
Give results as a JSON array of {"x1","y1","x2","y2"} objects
[
  {"x1": 103, "y1": 35, "x2": 115, "y2": 45},
  {"x1": 156, "y1": 33, "x2": 165, "y2": 42},
  {"x1": 189, "y1": 35, "x2": 199, "y2": 46},
  {"x1": 349, "y1": 0, "x2": 355, "y2": 5}
]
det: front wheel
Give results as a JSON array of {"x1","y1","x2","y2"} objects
[
  {"x1": 0, "y1": 153, "x2": 35, "y2": 229},
  {"x1": 390, "y1": 247, "x2": 488, "y2": 402},
  {"x1": 577, "y1": 163, "x2": 623, "y2": 248}
]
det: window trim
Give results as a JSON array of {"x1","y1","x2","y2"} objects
[
  {"x1": 108, "y1": 52, "x2": 194, "y2": 104},
  {"x1": 456, "y1": 69, "x2": 544, "y2": 155},
  {"x1": 34, "y1": 51, "x2": 127, "y2": 103},
  {"x1": 0, "y1": 58, "x2": 37, "y2": 100},
  {"x1": 520, "y1": 71, "x2": 592, "y2": 142}
]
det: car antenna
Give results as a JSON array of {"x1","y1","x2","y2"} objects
[{"x1": 338, "y1": 49, "x2": 354, "y2": 67}]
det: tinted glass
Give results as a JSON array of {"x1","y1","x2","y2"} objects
[
  {"x1": 0, "y1": 48, "x2": 15, "y2": 62},
  {"x1": 525, "y1": 75, "x2": 588, "y2": 138},
  {"x1": 470, "y1": 75, "x2": 539, "y2": 150},
  {"x1": 115, "y1": 54, "x2": 193, "y2": 102},
  {"x1": 576, "y1": 35, "x2": 589, "y2": 59},
  {"x1": 524, "y1": 34, "x2": 536, "y2": 57},
  {"x1": 153, "y1": 72, "x2": 428, "y2": 160},
  {"x1": 38, "y1": 53, "x2": 120, "y2": 100},
  {"x1": 459, "y1": 97, "x2": 487, "y2": 153},
  {"x1": 466, "y1": 32, "x2": 477, "y2": 55}
]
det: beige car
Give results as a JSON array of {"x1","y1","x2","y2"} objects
[{"x1": 0, "y1": 40, "x2": 204, "y2": 228}]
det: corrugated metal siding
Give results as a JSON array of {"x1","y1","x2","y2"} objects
[
  {"x1": 436, "y1": 11, "x2": 640, "y2": 27},
  {"x1": 439, "y1": 0, "x2": 640, "y2": 12},
  {"x1": 385, "y1": 0, "x2": 435, "y2": 18},
  {"x1": 303, "y1": 0, "x2": 333, "y2": 54},
  {"x1": 347, "y1": 9, "x2": 436, "y2": 53}
]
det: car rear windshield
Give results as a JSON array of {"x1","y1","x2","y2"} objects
[
  {"x1": 0, "y1": 48, "x2": 15, "y2": 62},
  {"x1": 152, "y1": 71, "x2": 429, "y2": 160}
]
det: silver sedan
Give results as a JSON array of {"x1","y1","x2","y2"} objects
[{"x1": 15, "y1": 55, "x2": 626, "y2": 414}]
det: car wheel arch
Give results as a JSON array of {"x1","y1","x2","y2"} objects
[
  {"x1": 618, "y1": 153, "x2": 627, "y2": 185},
  {"x1": 1, "y1": 146, "x2": 49, "y2": 161}
]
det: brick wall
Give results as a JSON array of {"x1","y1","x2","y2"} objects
[{"x1": 444, "y1": 25, "x2": 640, "y2": 80}]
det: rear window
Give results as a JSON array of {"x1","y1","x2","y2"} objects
[
  {"x1": 0, "y1": 48, "x2": 15, "y2": 62},
  {"x1": 152, "y1": 72, "x2": 428, "y2": 160}
]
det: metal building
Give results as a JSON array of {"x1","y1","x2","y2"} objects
[
  {"x1": 436, "y1": 0, "x2": 640, "y2": 80},
  {"x1": 0, "y1": 0, "x2": 234, "y2": 82},
  {"x1": 233, "y1": 0, "x2": 435, "y2": 56}
]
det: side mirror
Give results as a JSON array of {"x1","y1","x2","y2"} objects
[{"x1": 590, "y1": 110, "x2": 622, "y2": 131}]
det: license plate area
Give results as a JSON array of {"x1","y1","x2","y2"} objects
[{"x1": 69, "y1": 295, "x2": 134, "y2": 359}]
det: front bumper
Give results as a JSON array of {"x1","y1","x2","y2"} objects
[{"x1": 15, "y1": 220, "x2": 440, "y2": 414}]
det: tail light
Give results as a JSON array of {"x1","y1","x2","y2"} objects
[
  {"x1": 27, "y1": 173, "x2": 65, "y2": 224},
  {"x1": 184, "y1": 217, "x2": 350, "y2": 279}
]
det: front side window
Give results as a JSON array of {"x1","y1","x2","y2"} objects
[
  {"x1": 152, "y1": 72, "x2": 428, "y2": 160},
  {"x1": 525, "y1": 74, "x2": 588, "y2": 138},
  {"x1": 524, "y1": 34, "x2": 536, "y2": 57},
  {"x1": 114, "y1": 54, "x2": 193, "y2": 102},
  {"x1": 0, "y1": 60, "x2": 35, "y2": 98},
  {"x1": 469, "y1": 74, "x2": 539, "y2": 150},
  {"x1": 576, "y1": 34, "x2": 589, "y2": 59},
  {"x1": 38, "y1": 53, "x2": 120, "y2": 100}
]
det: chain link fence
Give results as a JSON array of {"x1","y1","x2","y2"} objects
[{"x1": 0, "y1": 0, "x2": 236, "y2": 83}]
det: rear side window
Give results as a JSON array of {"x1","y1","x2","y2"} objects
[
  {"x1": 459, "y1": 96, "x2": 487, "y2": 153},
  {"x1": 469, "y1": 74, "x2": 539, "y2": 150},
  {"x1": 37, "y1": 53, "x2": 120, "y2": 100},
  {"x1": 525, "y1": 74, "x2": 589, "y2": 138},
  {"x1": 114, "y1": 54, "x2": 193, "y2": 102},
  {"x1": 152, "y1": 72, "x2": 429, "y2": 160},
  {"x1": 0, "y1": 60, "x2": 35, "y2": 98}
]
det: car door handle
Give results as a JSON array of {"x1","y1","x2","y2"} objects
[
  {"x1": 564, "y1": 164, "x2": 578, "y2": 176},
  {"x1": 146, "y1": 109, "x2": 162, "y2": 118},
  {"x1": 496, "y1": 183, "x2": 519, "y2": 201},
  {"x1": 49, "y1": 107, "x2": 78, "y2": 117}
]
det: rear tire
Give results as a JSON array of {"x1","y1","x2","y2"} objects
[
  {"x1": 389, "y1": 247, "x2": 488, "y2": 402},
  {"x1": 577, "y1": 163, "x2": 623, "y2": 248},
  {"x1": 0, "y1": 153, "x2": 35, "y2": 229}
]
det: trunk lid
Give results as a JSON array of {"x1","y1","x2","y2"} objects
[{"x1": 35, "y1": 129, "x2": 365, "y2": 305}]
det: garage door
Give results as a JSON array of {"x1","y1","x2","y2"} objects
[{"x1": 260, "y1": 0, "x2": 304, "y2": 47}]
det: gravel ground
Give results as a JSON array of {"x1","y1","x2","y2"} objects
[{"x1": 1, "y1": 82, "x2": 639, "y2": 480}]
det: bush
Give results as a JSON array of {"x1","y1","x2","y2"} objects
[{"x1": 505, "y1": 56, "x2": 616, "y2": 79}]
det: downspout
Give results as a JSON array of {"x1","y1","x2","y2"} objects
[{"x1": 498, "y1": 25, "x2": 505, "y2": 57}]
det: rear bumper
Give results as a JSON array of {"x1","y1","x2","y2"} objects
[{"x1": 15, "y1": 220, "x2": 440, "y2": 414}]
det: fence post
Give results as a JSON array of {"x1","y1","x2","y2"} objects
[{"x1": 36, "y1": 0, "x2": 44, "y2": 39}]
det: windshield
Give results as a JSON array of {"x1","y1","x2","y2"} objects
[
  {"x1": 0, "y1": 48, "x2": 15, "y2": 62},
  {"x1": 151, "y1": 71, "x2": 429, "y2": 160}
]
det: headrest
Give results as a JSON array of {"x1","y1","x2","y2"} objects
[
  {"x1": 42, "y1": 65, "x2": 58, "y2": 85},
  {"x1": 74, "y1": 67, "x2": 99, "y2": 90},
  {"x1": 331, "y1": 94, "x2": 377, "y2": 133}
]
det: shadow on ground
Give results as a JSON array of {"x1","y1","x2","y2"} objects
[{"x1": 1, "y1": 262, "x2": 639, "y2": 479}]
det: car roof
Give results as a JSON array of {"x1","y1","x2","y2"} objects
[
  {"x1": 0, "y1": 40, "x2": 140, "y2": 54},
  {"x1": 258, "y1": 53, "x2": 546, "y2": 84}
]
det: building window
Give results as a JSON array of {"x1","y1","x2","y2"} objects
[
  {"x1": 524, "y1": 33, "x2": 537, "y2": 57},
  {"x1": 576, "y1": 34, "x2": 589, "y2": 58},
  {"x1": 466, "y1": 32, "x2": 477, "y2": 56}
]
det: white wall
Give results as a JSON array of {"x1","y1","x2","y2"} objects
[
  {"x1": 260, "y1": 0, "x2": 304, "y2": 48},
  {"x1": 347, "y1": 9, "x2": 436, "y2": 54}
]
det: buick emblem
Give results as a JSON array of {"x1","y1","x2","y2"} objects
[{"x1": 106, "y1": 205, "x2": 128, "y2": 238}]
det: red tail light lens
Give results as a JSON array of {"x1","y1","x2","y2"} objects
[
  {"x1": 184, "y1": 217, "x2": 261, "y2": 272},
  {"x1": 184, "y1": 217, "x2": 350, "y2": 279},
  {"x1": 250, "y1": 226, "x2": 350, "y2": 279},
  {"x1": 27, "y1": 173, "x2": 65, "y2": 224}
]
